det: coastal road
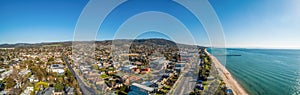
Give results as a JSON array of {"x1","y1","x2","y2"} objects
[
  {"x1": 62, "y1": 54, "x2": 96, "y2": 95},
  {"x1": 172, "y1": 60, "x2": 198, "y2": 95}
]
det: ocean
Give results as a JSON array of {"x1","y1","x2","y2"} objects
[{"x1": 210, "y1": 48, "x2": 300, "y2": 95}]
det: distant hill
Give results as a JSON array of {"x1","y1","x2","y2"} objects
[
  {"x1": 0, "y1": 42, "x2": 72, "y2": 48},
  {"x1": 132, "y1": 38, "x2": 177, "y2": 46},
  {"x1": 0, "y1": 38, "x2": 204, "y2": 48},
  {"x1": 0, "y1": 43, "x2": 35, "y2": 48}
]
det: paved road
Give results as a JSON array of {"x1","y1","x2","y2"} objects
[
  {"x1": 172, "y1": 61, "x2": 198, "y2": 95},
  {"x1": 63, "y1": 54, "x2": 96, "y2": 95}
]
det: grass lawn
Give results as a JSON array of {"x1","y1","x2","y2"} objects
[
  {"x1": 204, "y1": 85, "x2": 208, "y2": 90},
  {"x1": 100, "y1": 74, "x2": 110, "y2": 79},
  {"x1": 202, "y1": 81, "x2": 209, "y2": 85}
]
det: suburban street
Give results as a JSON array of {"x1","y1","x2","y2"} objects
[{"x1": 63, "y1": 54, "x2": 96, "y2": 95}]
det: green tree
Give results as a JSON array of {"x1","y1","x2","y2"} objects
[
  {"x1": 54, "y1": 83, "x2": 64, "y2": 92},
  {"x1": 65, "y1": 70, "x2": 72, "y2": 77},
  {"x1": 0, "y1": 57, "x2": 4, "y2": 62},
  {"x1": 5, "y1": 77, "x2": 16, "y2": 89},
  {"x1": 92, "y1": 64, "x2": 99, "y2": 70},
  {"x1": 48, "y1": 57, "x2": 54, "y2": 62}
]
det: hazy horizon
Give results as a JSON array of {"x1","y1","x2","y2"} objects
[
  {"x1": 1, "y1": 0, "x2": 299, "y2": 49},
  {"x1": 1, "y1": 38, "x2": 299, "y2": 50}
]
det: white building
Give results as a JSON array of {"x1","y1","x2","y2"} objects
[
  {"x1": 28, "y1": 75, "x2": 39, "y2": 82},
  {"x1": 48, "y1": 64, "x2": 65, "y2": 75},
  {"x1": 19, "y1": 69, "x2": 31, "y2": 76},
  {"x1": 0, "y1": 70, "x2": 12, "y2": 81},
  {"x1": 20, "y1": 87, "x2": 34, "y2": 95}
]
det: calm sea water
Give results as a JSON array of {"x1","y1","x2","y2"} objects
[{"x1": 211, "y1": 48, "x2": 300, "y2": 95}]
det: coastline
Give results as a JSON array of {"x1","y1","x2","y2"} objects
[{"x1": 205, "y1": 50, "x2": 248, "y2": 95}]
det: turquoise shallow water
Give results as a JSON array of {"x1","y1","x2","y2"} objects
[{"x1": 211, "y1": 48, "x2": 300, "y2": 95}]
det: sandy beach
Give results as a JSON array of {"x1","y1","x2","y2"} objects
[{"x1": 205, "y1": 50, "x2": 248, "y2": 95}]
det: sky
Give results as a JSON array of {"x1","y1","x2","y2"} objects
[
  {"x1": 0, "y1": 0, "x2": 299, "y2": 49},
  {"x1": 210, "y1": 0, "x2": 300, "y2": 49}
]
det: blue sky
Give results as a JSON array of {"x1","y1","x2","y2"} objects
[
  {"x1": 210, "y1": 0, "x2": 300, "y2": 49},
  {"x1": 0, "y1": 0, "x2": 299, "y2": 49}
]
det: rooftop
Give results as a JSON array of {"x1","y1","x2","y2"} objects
[{"x1": 131, "y1": 83, "x2": 154, "y2": 92}]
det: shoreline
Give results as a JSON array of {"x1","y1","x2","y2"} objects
[{"x1": 205, "y1": 50, "x2": 248, "y2": 95}]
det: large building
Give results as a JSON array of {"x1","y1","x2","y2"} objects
[
  {"x1": 48, "y1": 64, "x2": 65, "y2": 75},
  {"x1": 128, "y1": 83, "x2": 155, "y2": 95}
]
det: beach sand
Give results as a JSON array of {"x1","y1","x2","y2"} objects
[{"x1": 205, "y1": 50, "x2": 248, "y2": 95}]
